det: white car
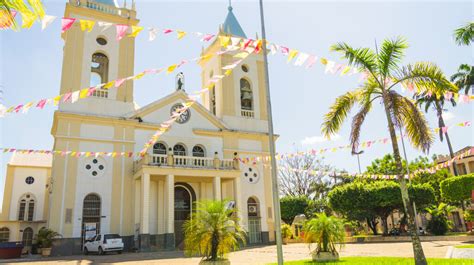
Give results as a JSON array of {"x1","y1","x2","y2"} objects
[{"x1": 83, "y1": 234, "x2": 124, "y2": 255}]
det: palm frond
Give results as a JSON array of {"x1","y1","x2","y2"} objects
[
  {"x1": 393, "y1": 62, "x2": 456, "y2": 96},
  {"x1": 331, "y1": 42, "x2": 378, "y2": 76},
  {"x1": 388, "y1": 91, "x2": 434, "y2": 153},
  {"x1": 454, "y1": 22, "x2": 474, "y2": 46},
  {"x1": 377, "y1": 36, "x2": 408, "y2": 77},
  {"x1": 450, "y1": 64, "x2": 474, "y2": 95},
  {"x1": 321, "y1": 90, "x2": 360, "y2": 138},
  {"x1": 350, "y1": 101, "x2": 372, "y2": 153}
]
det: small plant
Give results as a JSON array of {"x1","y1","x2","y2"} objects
[
  {"x1": 303, "y1": 213, "x2": 345, "y2": 256},
  {"x1": 183, "y1": 200, "x2": 246, "y2": 262},
  {"x1": 281, "y1": 223, "x2": 293, "y2": 241},
  {"x1": 36, "y1": 227, "x2": 60, "y2": 248},
  {"x1": 425, "y1": 203, "x2": 455, "y2": 235},
  {"x1": 464, "y1": 209, "x2": 474, "y2": 222}
]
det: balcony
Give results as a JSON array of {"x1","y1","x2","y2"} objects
[
  {"x1": 241, "y1": 109, "x2": 254, "y2": 118},
  {"x1": 134, "y1": 153, "x2": 239, "y2": 173}
]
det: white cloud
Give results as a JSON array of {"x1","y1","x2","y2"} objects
[
  {"x1": 301, "y1": 134, "x2": 341, "y2": 145},
  {"x1": 442, "y1": 111, "x2": 455, "y2": 121}
]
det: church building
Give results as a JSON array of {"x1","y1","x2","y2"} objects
[{"x1": 0, "y1": 0, "x2": 277, "y2": 255}]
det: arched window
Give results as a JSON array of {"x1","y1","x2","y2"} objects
[
  {"x1": 90, "y1": 52, "x2": 109, "y2": 98},
  {"x1": 82, "y1": 194, "x2": 101, "y2": 239},
  {"x1": 247, "y1": 197, "x2": 262, "y2": 244},
  {"x1": 0, "y1": 227, "x2": 9, "y2": 243},
  {"x1": 192, "y1": 145, "x2": 205, "y2": 157},
  {"x1": 153, "y1": 142, "x2": 167, "y2": 155},
  {"x1": 240, "y1": 78, "x2": 253, "y2": 111},
  {"x1": 173, "y1": 144, "x2": 187, "y2": 156},
  {"x1": 209, "y1": 85, "x2": 216, "y2": 115},
  {"x1": 22, "y1": 227, "x2": 33, "y2": 251},
  {"x1": 18, "y1": 194, "x2": 35, "y2": 221}
]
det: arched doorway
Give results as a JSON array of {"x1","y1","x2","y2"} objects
[
  {"x1": 174, "y1": 183, "x2": 195, "y2": 248},
  {"x1": 82, "y1": 194, "x2": 101, "y2": 244},
  {"x1": 247, "y1": 197, "x2": 262, "y2": 244},
  {"x1": 22, "y1": 227, "x2": 33, "y2": 253}
]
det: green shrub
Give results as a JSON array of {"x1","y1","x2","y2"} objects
[
  {"x1": 440, "y1": 174, "x2": 474, "y2": 205},
  {"x1": 281, "y1": 223, "x2": 293, "y2": 239},
  {"x1": 425, "y1": 203, "x2": 454, "y2": 235},
  {"x1": 280, "y1": 196, "x2": 309, "y2": 225}
]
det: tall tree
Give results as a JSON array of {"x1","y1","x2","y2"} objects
[
  {"x1": 454, "y1": 22, "x2": 474, "y2": 46},
  {"x1": 322, "y1": 37, "x2": 455, "y2": 265},
  {"x1": 278, "y1": 153, "x2": 333, "y2": 199},
  {"x1": 451, "y1": 64, "x2": 473, "y2": 95},
  {"x1": 414, "y1": 86, "x2": 459, "y2": 175}
]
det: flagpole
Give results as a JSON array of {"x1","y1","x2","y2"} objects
[{"x1": 258, "y1": 0, "x2": 284, "y2": 264}]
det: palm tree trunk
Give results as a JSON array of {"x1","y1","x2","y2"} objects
[
  {"x1": 382, "y1": 92, "x2": 427, "y2": 265},
  {"x1": 435, "y1": 102, "x2": 458, "y2": 176}
]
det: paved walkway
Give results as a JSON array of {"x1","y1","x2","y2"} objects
[{"x1": 2, "y1": 241, "x2": 470, "y2": 265}]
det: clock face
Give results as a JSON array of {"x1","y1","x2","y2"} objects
[{"x1": 170, "y1": 103, "x2": 191, "y2": 124}]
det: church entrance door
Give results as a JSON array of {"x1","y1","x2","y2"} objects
[{"x1": 174, "y1": 184, "x2": 195, "y2": 249}]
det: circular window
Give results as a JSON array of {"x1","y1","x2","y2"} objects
[
  {"x1": 242, "y1": 65, "x2": 249, "y2": 72},
  {"x1": 25, "y1": 176, "x2": 34, "y2": 185},
  {"x1": 84, "y1": 157, "x2": 106, "y2": 178},
  {"x1": 96, "y1": 37, "x2": 107, "y2": 46},
  {"x1": 242, "y1": 166, "x2": 260, "y2": 184}
]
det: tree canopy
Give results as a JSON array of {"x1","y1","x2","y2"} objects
[{"x1": 440, "y1": 174, "x2": 474, "y2": 205}]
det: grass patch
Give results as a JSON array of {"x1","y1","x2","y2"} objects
[
  {"x1": 455, "y1": 244, "x2": 474, "y2": 249},
  {"x1": 267, "y1": 257, "x2": 474, "y2": 265}
]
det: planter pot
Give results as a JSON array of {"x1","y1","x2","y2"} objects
[
  {"x1": 283, "y1": 238, "x2": 288, "y2": 245},
  {"x1": 41, "y1": 248, "x2": 52, "y2": 257},
  {"x1": 311, "y1": 251, "x2": 339, "y2": 262},
  {"x1": 199, "y1": 259, "x2": 231, "y2": 265}
]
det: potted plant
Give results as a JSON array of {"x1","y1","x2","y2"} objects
[
  {"x1": 183, "y1": 200, "x2": 246, "y2": 265},
  {"x1": 36, "y1": 227, "x2": 60, "y2": 257},
  {"x1": 281, "y1": 223, "x2": 293, "y2": 244},
  {"x1": 303, "y1": 213, "x2": 345, "y2": 262}
]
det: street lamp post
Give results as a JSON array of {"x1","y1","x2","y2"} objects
[
  {"x1": 351, "y1": 150, "x2": 364, "y2": 174},
  {"x1": 258, "y1": 0, "x2": 284, "y2": 264}
]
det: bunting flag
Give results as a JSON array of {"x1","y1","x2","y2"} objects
[
  {"x1": 115, "y1": 24, "x2": 129, "y2": 41},
  {"x1": 61, "y1": 17, "x2": 75, "y2": 33},
  {"x1": 148, "y1": 27, "x2": 158, "y2": 41},
  {"x1": 21, "y1": 12, "x2": 37, "y2": 29},
  {"x1": 0, "y1": 10, "x2": 17, "y2": 30},
  {"x1": 41, "y1": 14, "x2": 55, "y2": 31},
  {"x1": 128, "y1": 26, "x2": 143, "y2": 37},
  {"x1": 176, "y1": 30, "x2": 186, "y2": 40},
  {"x1": 79, "y1": 19, "x2": 95, "y2": 32}
]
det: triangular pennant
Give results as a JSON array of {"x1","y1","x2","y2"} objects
[
  {"x1": 41, "y1": 15, "x2": 56, "y2": 31},
  {"x1": 61, "y1": 18, "x2": 76, "y2": 33},
  {"x1": 79, "y1": 19, "x2": 95, "y2": 32}
]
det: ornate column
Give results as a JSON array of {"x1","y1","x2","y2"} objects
[
  {"x1": 164, "y1": 174, "x2": 175, "y2": 249},
  {"x1": 139, "y1": 173, "x2": 150, "y2": 251},
  {"x1": 213, "y1": 176, "x2": 221, "y2": 200}
]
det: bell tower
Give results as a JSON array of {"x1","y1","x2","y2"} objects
[
  {"x1": 199, "y1": 2, "x2": 269, "y2": 133},
  {"x1": 59, "y1": 0, "x2": 139, "y2": 117}
]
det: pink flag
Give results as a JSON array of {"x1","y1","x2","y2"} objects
[
  {"x1": 305, "y1": 55, "x2": 317, "y2": 69},
  {"x1": 13, "y1": 104, "x2": 23, "y2": 113},
  {"x1": 465, "y1": 121, "x2": 471, "y2": 126},
  {"x1": 116, "y1": 24, "x2": 129, "y2": 41},
  {"x1": 444, "y1": 91, "x2": 453, "y2": 100},
  {"x1": 36, "y1": 99, "x2": 47, "y2": 109},
  {"x1": 62, "y1": 92, "x2": 72, "y2": 102},
  {"x1": 163, "y1": 29, "x2": 173, "y2": 34},
  {"x1": 442, "y1": 127, "x2": 448, "y2": 134},
  {"x1": 61, "y1": 18, "x2": 76, "y2": 33},
  {"x1": 201, "y1": 34, "x2": 215, "y2": 42},
  {"x1": 87, "y1": 87, "x2": 96, "y2": 96},
  {"x1": 280, "y1": 46, "x2": 289, "y2": 55},
  {"x1": 115, "y1": 78, "x2": 126, "y2": 87}
]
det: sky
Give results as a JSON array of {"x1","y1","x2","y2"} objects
[{"x1": 0, "y1": 0, "x2": 473, "y2": 202}]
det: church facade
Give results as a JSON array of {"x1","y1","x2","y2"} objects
[{"x1": 0, "y1": 0, "x2": 277, "y2": 255}]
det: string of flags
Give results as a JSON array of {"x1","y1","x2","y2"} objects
[
  {"x1": 278, "y1": 147, "x2": 474, "y2": 180},
  {"x1": 237, "y1": 121, "x2": 472, "y2": 165},
  {"x1": 0, "y1": 0, "x2": 45, "y2": 30}
]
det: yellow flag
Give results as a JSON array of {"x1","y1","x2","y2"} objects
[
  {"x1": 22, "y1": 12, "x2": 37, "y2": 29},
  {"x1": 234, "y1": 52, "x2": 248, "y2": 59},
  {"x1": 53, "y1": 95, "x2": 61, "y2": 106},
  {"x1": 129, "y1": 26, "x2": 143, "y2": 37},
  {"x1": 177, "y1": 30, "x2": 187, "y2": 40},
  {"x1": 103, "y1": 81, "x2": 114, "y2": 89},
  {"x1": 219, "y1": 36, "x2": 231, "y2": 47},
  {"x1": 79, "y1": 89, "x2": 89, "y2": 99},
  {"x1": 85, "y1": 152, "x2": 91, "y2": 157},
  {"x1": 341, "y1": 66, "x2": 351, "y2": 75},
  {"x1": 287, "y1": 50, "x2": 299, "y2": 62},
  {"x1": 133, "y1": 72, "x2": 145, "y2": 80},
  {"x1": 79, "y1": 19, "x2": 95, "y2": 32},
  {"x1": 320, "y1": 58, "x2": 328, "y2": 65},
  {"x1": 198, "y1": 54, "x2": 213, "y2": 65},
  {"x1": 167, "y1": 64, "x2": 177, "y2": 74},
  {"x1": 224, "y1": 69, "x2": 232, "y2": 76}
]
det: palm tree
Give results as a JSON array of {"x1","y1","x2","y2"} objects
[
  {"x1": 451, "y1": 64, "x2": 473, "y2": 95},
  {"x1": 454, "y1": 22, "x2": 474, "y2": 46},
  {"x1": 414, "y1": 86, "x2": 459, "y2": 176},
  {"x1": 303, "y1": 213, "x2": 345, "y2": 260},
  {"x1": 322, "y1": 37, "x2": 455, "y2": 265},
  {"x1": 183, "y1": 200, "x2": 246, "y2": 262}
]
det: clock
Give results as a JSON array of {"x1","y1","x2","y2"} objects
[{"x1": 170, "y1": 103, "x2": 191, "y2": 124}]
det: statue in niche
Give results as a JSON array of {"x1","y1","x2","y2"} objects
[{"x1": 176, "y1": 72, "x2": 185, "y2": 91}]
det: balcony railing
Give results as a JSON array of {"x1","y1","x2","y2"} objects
[
  {"x1": 70, "y1": 0, "x2": 136, "y2": 18},
  {"x1": 241, "y1": 109, "x2": 254, "y2": 118},
  {"x1": 135, "y1": 153, "x2": 239, "y2": 171}
]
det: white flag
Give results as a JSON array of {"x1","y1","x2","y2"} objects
[
  {"x1": 71, "y1": 91, "x2": 80, "y2": 103},
  {"x1": 41, "y1": 15, "x2": 56, "y2": 31},
  {"x1": 148, "y1": 27, "x2": 158, "y2": 41},
  {"x1": 98, "y1": 21, "x2": 113, "y2": 32},
  {"x1": 294, "y1": 53, "x2": 309, "y2": 66}
]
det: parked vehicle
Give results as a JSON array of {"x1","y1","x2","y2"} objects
[
  {"x1": 83, "y1": 234, "x2": 123, "y2": 255},
  {"x1": 388, "y1": 228, "x2": 401, "y2": 236}
]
